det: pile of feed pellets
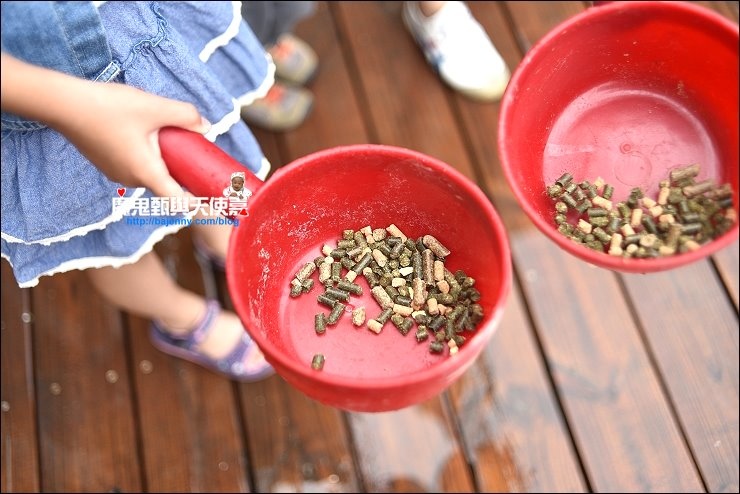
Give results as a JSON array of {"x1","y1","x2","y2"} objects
[
  {"x1": 288, "y1": 224, "x2": 485, "y2": 369},
  {"x1": 547, "y1": 163, "x2": 736, "y2": 258}
]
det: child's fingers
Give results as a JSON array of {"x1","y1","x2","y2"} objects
[
  {"x1": 159, "y1": 176, "x2": 185, "y2": 199},
  {"x1": 147, "y1": 173, "x2": 184, "y2": 199},
  {"x1": 156, "y1": 99, "x2": 211, "y2": 135},
  {"x1": 138, "y1": 131, "x2": 186, "y2": 199}
]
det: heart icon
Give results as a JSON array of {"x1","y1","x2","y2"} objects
[{"x1": 117, "y1": 188, "x2": 126, "y2": 197}]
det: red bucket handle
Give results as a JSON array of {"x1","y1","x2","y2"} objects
[{"x1": 159, "y1": 126, "x2": 264, "y2": 202}]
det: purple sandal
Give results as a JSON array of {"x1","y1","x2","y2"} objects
[{"x1": 149, "y1": 300, "x2": 274, "y2": 382}]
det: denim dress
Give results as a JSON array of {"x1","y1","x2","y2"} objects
[{"x1": 1, "y1": 1, "x2": 274, "y2": 287}]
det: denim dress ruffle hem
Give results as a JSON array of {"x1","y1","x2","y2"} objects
[{"x1": 1, "y1": 1, "x2": 274, "y2": 287}]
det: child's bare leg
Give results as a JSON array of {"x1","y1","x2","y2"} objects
[
  {"x1": 419, "y1": 1, "x2": 446, "y2": 16},
  {"x1": 86, "y1": 251, "x2": 247, "y2": 359},
  {"x1": 191, "y1": 209, "x2": 232, "y2": 259}
]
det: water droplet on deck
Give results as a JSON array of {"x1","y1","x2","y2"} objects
[
  {"x1": 21, "y1": 312, "x2": 33, "y2": 323},
  {"x1": 139, "y1": 360, "x2": 153, "y2": 374},
  {"x1": 105, "y1": 370, "x2": 119, "y2": 383},
  {"x1": 50, "y1": 383, "x2": 62, "y2": 395}
]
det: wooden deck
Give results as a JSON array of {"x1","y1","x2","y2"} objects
[{"x1": 2, "y1": 2, "x2": 738, "y2": 492}]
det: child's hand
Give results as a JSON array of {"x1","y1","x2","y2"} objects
[
  {"x1": 1, "y1": 53, "x2": 210, "y2": 198},
  {"x1": 58, "y1": 82, "x2": 211, "y2": 199}
]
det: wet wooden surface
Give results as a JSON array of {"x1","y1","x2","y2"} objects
[{"x1": 1, "y1": 2, "x2": 738, "y2": 492}]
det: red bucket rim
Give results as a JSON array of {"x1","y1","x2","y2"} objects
[
  {"x1": 498, "y1": 0, "x2": 739, "y2": 273},
  {"x1": 228, "y1": 144, "x2": 513, "y2": 398}
]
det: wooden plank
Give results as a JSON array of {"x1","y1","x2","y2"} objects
[
  {"x1": 447, "y1": 291, "x2": 587, "y2": 492},
  {"x1": 220, "y1": 270, "x2": 360, "y2": 492},
  {"x1": 699, "y1": 1, "x2": 739, "y2": 20},
  {"x1": 332, "y1": 1, "x2": 586, "y2": 492},
  {"x1": 215, "y1": 235, "x2": 359, "y2": 492},
  {"x1": 238, "y1": 375, "x2": 360, "y2": 493},
  {"x1": 125, "y1": 230, "x2": 249, "y2": 492},
  {"x1": 126, "y1": 314, "x2": 250, "y2": 492},
  {"x1": 455, "y1": 1, "x2": 707, "y2": 491},
  {"x1": 725, "y1": 0, "x2": 740, "y2": 19},
  {"x1": 714, "y1": 240, "x2": 739, "y2": 311},
  {"x1": 1, "y1": 262, "x2": 40, "y2": 493},
  {"x1": 329, "y1": 1, "x2": 478, "y2": 489},
  {"x1": 622, "y1": 262, "x2": 739, "y2": 493},
  {"x1": 347, "y1": 401, "x2": 474, "y2": 492},
  {"x1": 244, "y1": 1, "x2": 477, "y2": 490},
  {"x1": 234, "y1": 4, "x2": 366, "y2": 491},
  {"x1": 417, "y1": 3, "x2": 588, "y2": 491},
  {"x1": 513, "y1": 232, "x2": 705, "y2": 491},
  {"x1": 566, "y1": 2, "x2": 737, "y2": 490},
  {"x1": 504, "y1": 1, "x2": 583, "y2": 54},
  {"x1": 331, "y1": 2, "x2": 475, "y2": 170},
  {"x1": 283, "y1": 1, "x2": 369, "y2": 157},
  {"x1": 251, "y1": 127, "x2": 285, "y2": 180},
  {"x1": 700, "y1": 1, "x2": 740, "y2": 313},
  {"x1": 31, "y1": 271, "x2": 142, "y2": 492}
]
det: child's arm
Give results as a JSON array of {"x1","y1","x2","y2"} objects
[{"x1": 1, "y1": 53, "x2": 210, "y2": 198}]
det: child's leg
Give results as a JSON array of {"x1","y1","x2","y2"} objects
[
  {"x1": 87, "y1": 251, "x2": 249, "y2": 360},
  {"x1": 418, "y1": 1, "x2": 447, "y2": 16},
  {"x1": 191, "y1": 213, "x2": 232, "y2": 261}
]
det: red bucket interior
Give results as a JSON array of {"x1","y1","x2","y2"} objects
[
  {"x1": 227, "y1": 145, "x2": 511, "y2": 411},
  {"x1": 499, "y1": 1, "x2": 739, "y2": 272}
]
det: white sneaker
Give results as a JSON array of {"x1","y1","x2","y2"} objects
[{"x1": 402, "y1": 1, "x2": 511, "y2": 101}]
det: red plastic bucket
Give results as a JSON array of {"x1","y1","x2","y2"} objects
[
  {"x1": 499, "y1": 1, "x2": 738, "y2": 272},
  {"x1": 160, "y1": 128, "x2": 512, "y2": 411}
]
